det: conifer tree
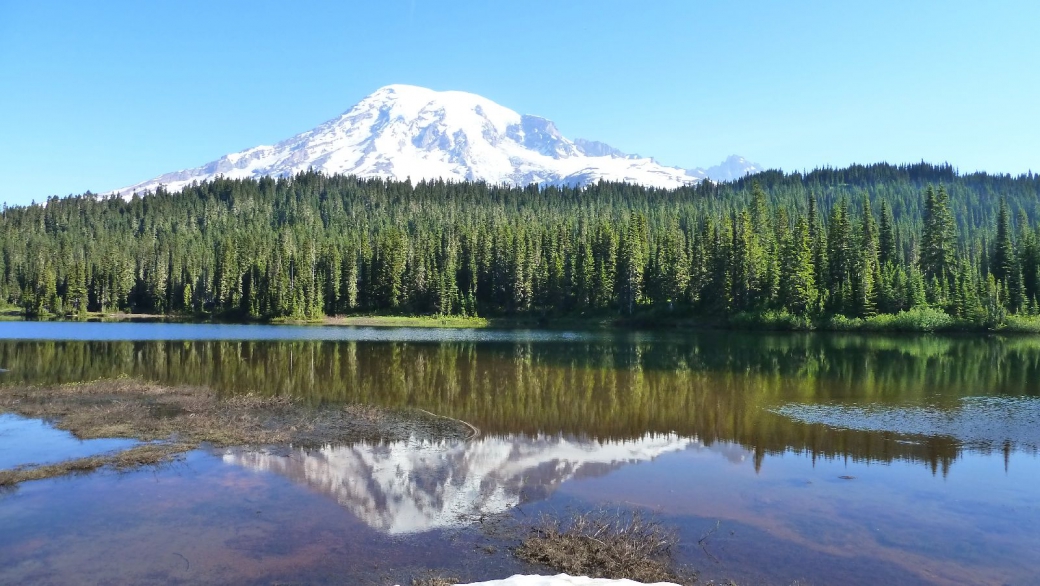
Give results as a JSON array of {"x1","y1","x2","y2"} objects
[
  {"x1": 920, "y1": 185, "x2": 956, "y2": 287},
  {"x1": 855, "y1": 196, "x2": 881, "y2": 317},
  {"x1": 617, "y1": 214, "x2": 647, "y2": 315},
  {"x1": 991, "y1": 199, "x2": 1015, "y2": 283},
  {"x1": 878, "y1": 198, "x2": 897, "y2": 266},
  {"x1": 1, "y1": 166, "x2": 1038, "y2": 326},
  {"x1": 826, "y1": 199, "x2": 853, "y2": 313},
  {"x1": 779, "y1": 216, "x2": 817, "y2": 314}
]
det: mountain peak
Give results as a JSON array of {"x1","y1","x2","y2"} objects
[
  {"x1": 372, "y1": 83, "x2": 427, "y2": 94},
  {"x1": 110, "y1": 86, "x2": 759, "y2": 196}
]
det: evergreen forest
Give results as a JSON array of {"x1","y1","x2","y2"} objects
[{"x1": 3, "y1": 162, "x2": 1040, "y2": 331}]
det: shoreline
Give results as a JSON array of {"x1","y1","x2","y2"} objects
[{"x1": 6, "y1": 308, "x2": 1040, "y2": 335}]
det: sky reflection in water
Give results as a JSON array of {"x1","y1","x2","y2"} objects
[{"x1": 0, "y1": 414, "x2": 136, "y2": 469}]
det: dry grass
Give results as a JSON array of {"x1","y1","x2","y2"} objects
[
  {"x1": 410, "y1": 576, "x2": 460, "y2": 586},
  {"x1": 0, "y1": 443, "x2": 190, "y2": 487},
  {"x1": 515, "y1": 509, "x2": 693, "y2": 585},
  {"x1": 0, "y1": 377, "x2": 471, "y2": 486},
  {"x1": 0, "y1": 377, "x2": 469, "y2": 447}
]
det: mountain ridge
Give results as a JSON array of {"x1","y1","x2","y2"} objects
[{"x1": 110, "y1": 84, "x2": 760, "y2": 197}]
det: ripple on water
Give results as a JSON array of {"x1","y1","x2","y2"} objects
[{"x1": 771, "y1": 396, "x2": 1040, "y2": 451}]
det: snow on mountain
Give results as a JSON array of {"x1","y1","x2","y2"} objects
[
  {"x1": 110, "y1": 85, "x2": 760, "y2": 197},
  {"x1": 572, "y1": 138, "x2": 634, "y2": 159},
  {"x1": 223, "y1": 433, "x2": 744, "y2": 535},
  {"x1": 701, "y1": 155, "x2": 764, "y2": 181}
]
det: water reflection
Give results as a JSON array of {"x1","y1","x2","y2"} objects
[
  {"x1": 0, "y1": 414, "x2": 136, "y2": 469},
  {"x1": 2, "y1": 331, "x2": 1040, "y2": 472},
  {"x1": 223, "y1": 433, "x2": 721, "y2": 534},
  {"x1": 0, "y1": 321, "x2": 611, "y2": 343},
  {"x1": 775, "y1": 396, "x2": 1040, "y2": 451},
  {"x1": 2, "y1": 324, "x2": 1040, "y2": 585}
]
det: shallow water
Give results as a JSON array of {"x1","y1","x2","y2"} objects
[
  {"x1": 1, "y1": 322, "x2": 1039, "y2": 585},
  {"x1": 0, "y1": 414, "x2": 136, "y2": 469}
]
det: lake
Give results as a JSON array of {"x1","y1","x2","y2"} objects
[{"x1": 1, "y1": 322, "x2": 1038, "y2": 585}]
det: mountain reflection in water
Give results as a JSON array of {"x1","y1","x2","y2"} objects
[
  {"x1": 2, "y1": 329, "x2": 1040, "y2": 472},
  {"x1": 2, "y1": 325, "x2": 1040, "y2": 586},
  {"x1": 222, "y1": 433, "x2": 735, "y2": 534}
]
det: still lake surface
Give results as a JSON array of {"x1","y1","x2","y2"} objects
[{"x1": 0, "y1": 321, "x2": 1038, "y2": 585}]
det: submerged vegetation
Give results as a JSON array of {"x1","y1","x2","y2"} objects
[
  {"x1": 6, "y1": 332, "x2": 1038, "y2": 473},
  {"x1": 0, "y1": 377, "x2": 471, "y2": 486},
  {"x1": 0, "y1": 443, "x2": 189, "y2": 487},
  {"x1": 0, "y1": 377, "x2": 469, "y2": 446},
  {"x1": 2, "y1": 164, "x2": 1040, "y2": 331}
]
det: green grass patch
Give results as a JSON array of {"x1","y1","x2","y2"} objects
[
  {"x1": 729, "y1": 310, "x2": 814, "y2": 331},
  {"x1": 320, "y1": 315, "x2": 490, "y2": 328}
]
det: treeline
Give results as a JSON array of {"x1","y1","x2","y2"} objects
[{"x1": 2, "y1": 163, "x2": 1040, "y2": 327}]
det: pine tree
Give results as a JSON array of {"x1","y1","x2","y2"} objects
[
  {"x1": 779, "y1": 216, "x2": 817, "y2": 314},
  {"x1": 374, "y1": 229, "x2": 407, "y2": 310},
  {"x1": 920, "y1": 185, "x2": 956, "y2": 287},
  {"x1": 617, "y1": 215, "x2": 647, "y2": 315},
  {"x1": 855, "y1": 196, "x2": 880, "y2": 317},
  {"x1": 1018, "y1": 218, "x2": 1040, "y2": 307},
  {"x1": 656, "y1": 219, "x2": 689, "y2": 307},
  {"x1": 826, "y1": 199, "x2": 853, "y2": 313},
  {"x1": 592, "y1": 222, "x2": 617, "y2": 311},
  {"x1": 730, "y1": 210, "x2": 756, "y2": 311},
  {"x1": 1, "y1": 166, "x2": 1038, "y2": 325},
  {"x1": 991, "y1": 199, "x2": 1015, "y2": 283},
  {"x1": 808, "y1": 193, "x2": 828, "y2": 311},
  {"x1": 878, "y1": 198, "x2": 897, "y2": 266}
]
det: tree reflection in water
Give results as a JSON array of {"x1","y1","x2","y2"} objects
[{"x1": 2, "y1": 331, "x2": 1039, "y2": 474}]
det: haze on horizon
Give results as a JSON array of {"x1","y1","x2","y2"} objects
[{"x1": 0, "y1": 0, "x2": 1037, "y2": 206}]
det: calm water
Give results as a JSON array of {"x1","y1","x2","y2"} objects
[
  {"x1": 0, "y1": 414, "x2": 136, "y2": 469},
  {"x1": 0, "y1": 322, "x2": 1038, "y2": 585}
]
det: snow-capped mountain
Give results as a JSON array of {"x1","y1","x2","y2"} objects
[
  {"x1": 689, "y1": 155, "x2": 764, "y2": 182},
  {"x1": 111, "y1": 85, "x2": 760, "y2": 196}
]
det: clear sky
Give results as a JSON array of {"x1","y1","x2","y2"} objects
[{"x1": 1, "y1": 0, "x2": 1037, "y2": 206}]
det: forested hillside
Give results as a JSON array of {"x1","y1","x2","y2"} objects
[{"x1": 2, "y1": 163, "x2": 1039, "y2": 329}]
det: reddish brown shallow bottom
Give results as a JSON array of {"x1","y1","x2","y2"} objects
[
  {"x1": 1, "y1": 438, "x2": 1038, "y2": 586},
  {"x1": 0, "y1": 450, "x2": 527, "y2": 585}
]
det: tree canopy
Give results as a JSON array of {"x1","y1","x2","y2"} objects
[{"x1": 2, "y1": 163, "x2": 1039, "y2": 326}]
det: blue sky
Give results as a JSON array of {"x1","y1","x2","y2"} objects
[{"x1": 1, "y1": 1, "x2": 1037, "y2": 206}]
